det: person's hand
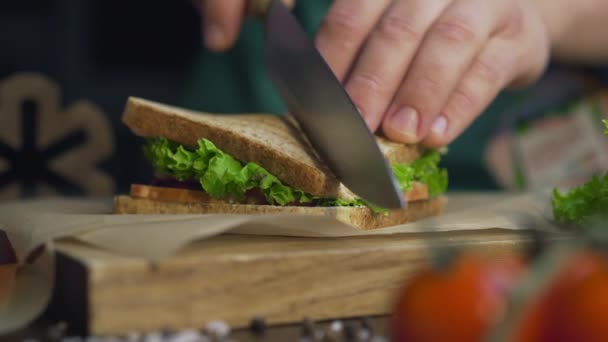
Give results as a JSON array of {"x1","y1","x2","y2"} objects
[
  {"x1": 199, "y1": 0, "x2": 295, "y2": 52},
  {"x1": 315, "y1": 0, "x2": 551, "y2": 147}
]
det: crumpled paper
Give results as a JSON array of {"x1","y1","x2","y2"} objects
[{"x1": 0, "y1": 191, "x2": 557, "y2": 334}]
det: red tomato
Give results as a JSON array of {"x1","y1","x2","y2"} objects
[
  {"x1": 552, "y1": 262, "x2": 608, "y2": 341},
  {"x1": 392, "y1": 252, "x2": 525, "y2": 342},
  {"x1": 513, "y1": 251, "x2": 608, "y2": 342}
]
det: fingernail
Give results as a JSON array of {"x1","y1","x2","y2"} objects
[
  {"x1": 205, "y1": 25, "x2": 225, "y2": 49},
  {"x1": 431, "y1": 115, "x2": 448, "y2": 136},
  {"x1": 390, "y1": 106, "x2": 418, "y2": 140}
]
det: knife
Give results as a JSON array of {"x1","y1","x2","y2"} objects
[{"x1": 250, "y1": 0, "x2": 406, "y2": 209}]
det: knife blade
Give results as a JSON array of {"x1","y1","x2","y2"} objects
[{"x1": 254, "y1": 0, "x2": 406, "y2": 209}]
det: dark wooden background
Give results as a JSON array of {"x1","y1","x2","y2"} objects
[{"x1": 0, "y1": 0, "x2": 203, "y2": 197}]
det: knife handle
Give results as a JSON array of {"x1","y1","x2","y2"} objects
[{"x1": 247, "y1": 0, "x2": 271, "y2": 18}]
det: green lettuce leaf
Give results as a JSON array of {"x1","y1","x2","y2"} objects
[
  {"x1": 551, "y1": 119, "x2": 608, "y2": 226},
  {"x1": 552, "y1": 172, "x2": 608, "y2": 226},
  {"x1": 143, "y1": 137, "x2": 448, "y2": 211},
  {"x1": 144, "y1": 137, "x2": 310, "y2": 205},
  {"x1": 392, "y1": 151, "x2": 448, "y2": 197}
]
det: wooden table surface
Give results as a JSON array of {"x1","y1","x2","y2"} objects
[{"x1": 48, "y1": 228, "x2": 536, "y2": 336}]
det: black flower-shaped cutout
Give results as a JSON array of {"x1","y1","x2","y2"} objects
[{"x1": 0, "y1": 73, "x2": 114, "y2": 199}]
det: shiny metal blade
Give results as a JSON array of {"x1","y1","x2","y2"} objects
[{"x1": 261, "y1": 0, "x2": 405, "y2": 209}]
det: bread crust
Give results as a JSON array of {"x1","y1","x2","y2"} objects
[
  {"x1": 113, "y1": 195, "x2": 447, "y2": 230},
  {"x1": 122, "y1": 97, "x2": 426, "y2": 199}
]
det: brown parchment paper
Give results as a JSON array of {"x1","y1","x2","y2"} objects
[{"x1": 0, "y1": 191, "x2": 557, "y2": 334}]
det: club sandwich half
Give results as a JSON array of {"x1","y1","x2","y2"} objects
[{"x1": 113, "y1": 97, "x2": 448, "y2": 230}]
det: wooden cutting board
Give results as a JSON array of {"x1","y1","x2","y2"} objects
[{"x1": 49, "y1": 228, "x2": 539, "y2": 336}]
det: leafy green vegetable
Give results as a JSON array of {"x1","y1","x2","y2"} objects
[
  {"x1": 144, "y1": 137, "x2": 311, "y2": 205},
  {"x1": 392, "y1": 151, "x2": 448, "y2": 197},
  {"x1": 552, "y1": 173, "x2": 608, "y2": 226},
  {"x1": 551, "y1": 118, "x2": 608, "y2": 226},
  {"x1": 143, "y1": 137, "x2": 447, "y2": 211}
]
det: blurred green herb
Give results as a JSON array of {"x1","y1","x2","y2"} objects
[{"x1": 552, "y1": 119, "x2": 608, "y2": 226}]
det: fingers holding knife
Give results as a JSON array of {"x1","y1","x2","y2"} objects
[
  {"x1": 381, "y1": 0, "x2": 509, "y2": 145},
  {"x1": 316, "y1": 0, "x2": 551, "y2": 148},
  {"x1": 195, "y1": 0, "x2": 550, "y2": 148}
]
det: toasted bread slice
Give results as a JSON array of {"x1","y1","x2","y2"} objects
[
  {"x1": 130, "y1": 184, "x2": 266, "y2": 205},
  {"x1": 113, "y1": 195, "x2": 447, "y2": 230},
  {"x1": 122, "y1": 97, "x2": 425, "y2": 199},
  {"x1": 129, "y1": 183, "x2": 430, "y2": 205},
  {"x1": 376, "y1": 136, "x2": 426, "y2": 164}
]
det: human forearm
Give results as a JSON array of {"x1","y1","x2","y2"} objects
[{"x1": 536, "y1": 0, "x2": 608, "y2": 64}]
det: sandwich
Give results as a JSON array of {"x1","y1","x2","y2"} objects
[{"x1": 113, "y1": 97, "x2": 449, "y2": 230}]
